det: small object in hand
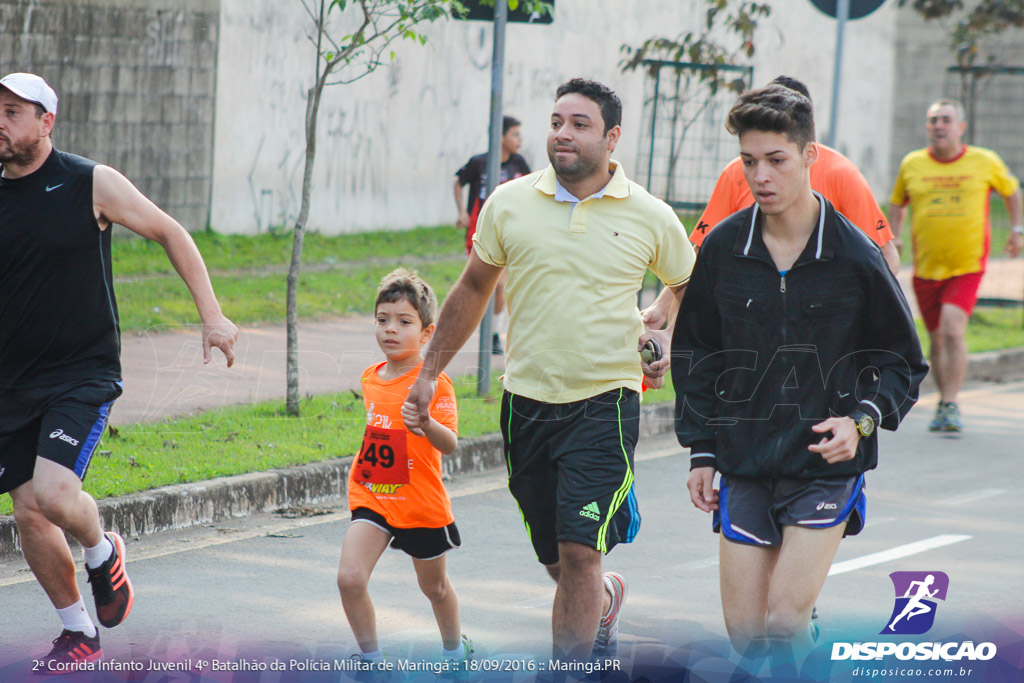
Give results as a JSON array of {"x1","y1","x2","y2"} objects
[{"x1": 640, "y1": 339, "x2": 662, "y2": 363}]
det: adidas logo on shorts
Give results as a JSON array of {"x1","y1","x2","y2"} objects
[{"x1": 579, "y1": 501, "x2": 601, "y2": 521}]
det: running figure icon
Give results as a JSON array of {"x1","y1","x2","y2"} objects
[{"x1": 888, "y1": 574, "x2": 939, "y2": 631}]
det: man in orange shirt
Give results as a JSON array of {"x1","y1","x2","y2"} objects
[
  {"x1": 643, "y1": 77, "x2": 899, "y2": 330},
  {"x1": 890, "y1": 99, "x2": 1022, "y2": 432}
]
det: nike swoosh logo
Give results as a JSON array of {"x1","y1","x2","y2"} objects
[{"x1": 45, "y1": 184, "x2": 64, "y2": 192}]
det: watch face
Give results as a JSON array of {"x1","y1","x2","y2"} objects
[{"x1": 859, "y1": 416, "x2": 874, "y2": 436}]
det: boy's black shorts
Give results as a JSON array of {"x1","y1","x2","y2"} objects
[
  {"x1": 0, "y1": 378, "x2": 123, "y2": 495},
  {"x1": 501, "y1": 388, "x2": 641, "y2": 566},
  {"x1": 351, "y1": 507, "x2": 462, "y2": 561}
]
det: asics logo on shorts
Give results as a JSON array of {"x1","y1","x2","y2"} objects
[
  {"x1": 0, "y1": 466, "x2": 5, "y2": 479},
  {"x1": 579, "y1": 501, "x2": 601, "y2": 521},
  {"x1": 49, "y1": 429, "x2": 80, "y2": 446},
  {"x1": 816, "y1": 501, "x2": 837, "y2": 511}
]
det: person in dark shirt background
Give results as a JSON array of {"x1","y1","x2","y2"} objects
[{"x1": 453, "y1": 115, "x2": 531, "y2": 355}]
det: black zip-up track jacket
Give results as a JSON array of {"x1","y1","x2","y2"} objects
[{"x1": 672, "y1": 193, "x2": 928, "y2": 479}]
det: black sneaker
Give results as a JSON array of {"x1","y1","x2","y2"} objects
[
  {"x1": 37, "y1": 629, "x2": 102, "y2": 675},
  {"x1": 492, "y1": 333, "x2": 504, "y2": 356},
  {"x1": 86, "y1": 531, "x2": 134, "y2": 628}
]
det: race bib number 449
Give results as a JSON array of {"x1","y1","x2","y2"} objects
[{"x1": 356, "y1": 427, "x2": 410, "y2": 484}]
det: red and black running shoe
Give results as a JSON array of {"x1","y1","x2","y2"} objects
[
  {"x1": 37, "y1": 629, "x2": 102, "y2": 675},
  {"x1": 86, "y1": 531, "x2": 134, "y2": 628}
]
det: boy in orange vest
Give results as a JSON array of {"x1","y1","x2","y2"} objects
[{"x1": 337, "y1": 268, "x2": 471, "y2": 672}]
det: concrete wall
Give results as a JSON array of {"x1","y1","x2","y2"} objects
[
  {"x1": 890, "y1": 2, "x2": 1024, "y2": 182},
  {"x1": 211, "y1": 1, "x2": 898, "y2": 235},
  {"x1": 0, "y1": 0, "x2": 218, "y2": 232}
]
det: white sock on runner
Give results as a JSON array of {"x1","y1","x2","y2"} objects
[
  {"x1": 83, "y1": 534, "x2": 113, "y2": 569},
  {"x1": 57, "y1": 599, "x2": 97, "y2": 638},
  {"x1": 360, "y1": 649, "x2": 383, "y2": 662},
  {"x1": 442, "y1": 642, "x2": 464, "y2": 660},
  {"x1": 493, "y1": 310, "x2": 508, "y2": 335}
]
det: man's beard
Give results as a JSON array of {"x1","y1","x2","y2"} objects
[
  {"x1": 0, "y1": 136, "x2": 43, "y2": 169},
  {"x1": 548, "y1": 145, "x2": 602, "y2": 182}
]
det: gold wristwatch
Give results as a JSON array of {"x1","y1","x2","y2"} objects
[{"x1": 849, "y1": 409, "x2": 875, "y2": 438}]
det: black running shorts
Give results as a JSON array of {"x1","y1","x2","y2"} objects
[
  {"x1": 350, "y1": 507, "x2": 462, "y2": 560},
  {"x1": 0, "y1": 379, "x2": 123, "y2": 495},
  {"x1": 501, "y1": 388, "x2": 641, "y2": 566},
  {"x1": 713, "y1": 474, "x2": 866, "y2": 547}
]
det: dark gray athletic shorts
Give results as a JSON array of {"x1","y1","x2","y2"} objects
[{"x1": 712, "y1": 474, "x2": 866, "y2": 547}]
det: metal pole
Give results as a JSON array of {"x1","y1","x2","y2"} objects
[
  {"x1": 477, "y1": 0, "x2": 506, "y2": 396},
  {"x1": 826, "y1": 0, "x2": 849, "y2": 148}
]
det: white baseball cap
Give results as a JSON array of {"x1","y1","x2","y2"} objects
[{"x1": 0, "y1": 73, "x2": 58, "y2": 114}]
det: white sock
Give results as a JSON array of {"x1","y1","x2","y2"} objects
[
  {"x1": 493, "y1": 310, "x2": 508, "y2": 335},
  {"x1": 442, "y1": 642, "x2": 464, "y2": 660},
  {"x1": 360, "y1": 649, "x2": 383, "y2": 662},
  {"x1": 57, "y1": 600, "x2": 97, "y2": 638},
  {"x1": 83, "y1": 534, "x2": 113, "y2": 569}
]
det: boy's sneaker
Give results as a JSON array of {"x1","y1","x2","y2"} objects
[
  {"x1": 350, "y1": 653, "x2": 391, "y2": 682},
  {"x1": 928, "y1": 403, "x2": 949, "y2": 432},
  {"x1": 86, "y1": 531, "x2": 134, "y2": 628},
  {"x1": 943, "y1": 402, "x2": 963, "y2": 432},
  {"x1": 38, "y1": 629, "x2": 102, "y2": 674},
  {"x1": 438, "y1": 635, "x2": 474, "y2": 681},
  {"x1": 593, "y1": 572, "x2": 627, "y2": 657}
]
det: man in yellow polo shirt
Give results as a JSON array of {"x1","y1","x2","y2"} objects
[
  {"x1": 890, "y1": 98, "x2": 1023, "y2": 432},
  {"x1": 404, "y1": 78, "x2": 694, "y2": 662}
]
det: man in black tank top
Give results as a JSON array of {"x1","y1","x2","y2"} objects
[{"x1": 0, "y1": 73, "x2": 238, "y2": 670}]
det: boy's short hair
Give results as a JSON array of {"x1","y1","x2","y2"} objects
[
  {"x1": 726, "y1": 84, "x2": 816, "y2": 150},
  {"x1": 375, "y1": 268, "x2": 438, "y2": 328},
  {"x1": 502, "y1": 115, "x2": 521, "y2": 135},
  {"x1": 555, "y1": 78, "x2": 622, "y2": 134}
]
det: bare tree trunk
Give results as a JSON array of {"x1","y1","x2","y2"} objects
[{"x1": 286, "y1": 85, "x2": 323, "y2": 416}]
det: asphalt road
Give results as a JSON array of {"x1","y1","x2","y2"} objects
[{"x1": 2, "y1": 381, "x2": 1023, "y2": 682}]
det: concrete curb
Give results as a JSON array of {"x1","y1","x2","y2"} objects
[{"x1": 0, "y1": 403, "x2": 675, "y2": 562}]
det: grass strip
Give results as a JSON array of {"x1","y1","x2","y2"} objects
[
  {"x1": 112, "y1": 225, "x2": 465, "y2": 277},
  {"x1": 116, "y1": 260, "x2": 469, "y2": 332},
  {"x1": 0, "y1": 379, "x2": 677, "y2": 516}
]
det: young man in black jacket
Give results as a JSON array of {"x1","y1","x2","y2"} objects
[{"x1": 671, "y1": 85, "x2": 927, "y2": 666}]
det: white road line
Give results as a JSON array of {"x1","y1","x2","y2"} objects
[
  {"x1": 672, "y1": 556, "x2": 719, "y2": 572},
  {"x1": 863, "y1": 516, "x2": 897, "y2": 529},
  {"x1": 828, "y1": 534, "x2": 971, "y2": 576},
  {"x1": 946, "y1": 489, "x2": 1006, "y2": 506}
]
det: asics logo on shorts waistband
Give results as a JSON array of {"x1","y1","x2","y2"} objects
[
  {"x1": 579, "y1": 501, "x2": 601, "y2": 521},
  {"x1": 49, "y1": 429, "x2": 80, "y2": 446}
]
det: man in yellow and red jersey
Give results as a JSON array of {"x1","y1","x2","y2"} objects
[
  {"x1": 643, "y1": 76, "x2": 898, "y2": 331},
  {"x1": 890, "y1": 98, "x2": 1023, "y2": 432}
]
